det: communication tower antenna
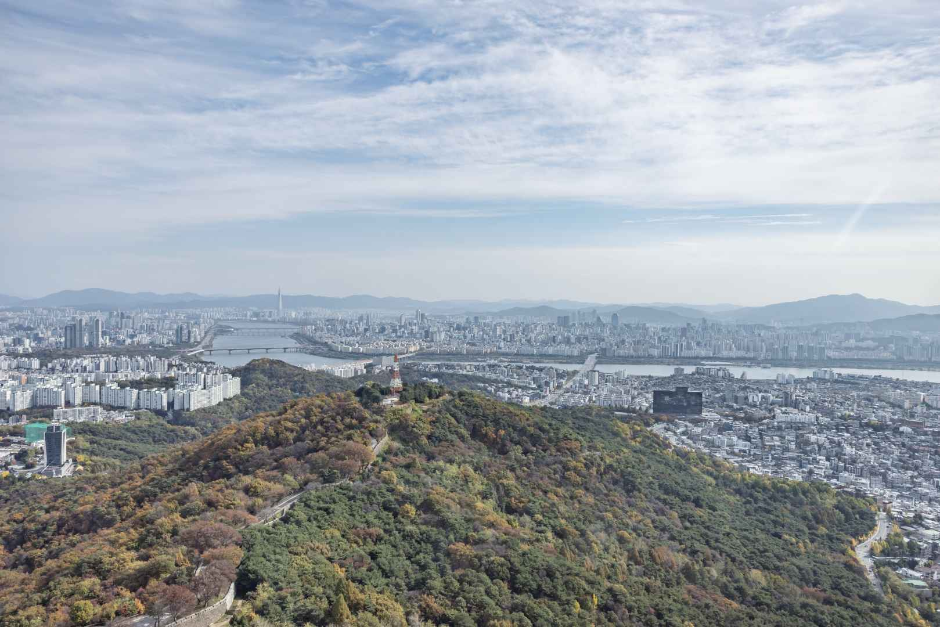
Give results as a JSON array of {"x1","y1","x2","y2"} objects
[{"x1": 390, "y1": 354, "x2": 403, "y2": 393}]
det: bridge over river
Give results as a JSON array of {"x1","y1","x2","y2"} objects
[{"x1": 192, "y1": 346, "x2": 308, "y2": 356}]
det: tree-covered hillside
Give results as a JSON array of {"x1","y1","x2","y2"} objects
[
  {"x1": 69, "y1": 417, "x2": 203, "y2": 471},
  {"x1": 0, "y1": 393, "x2": 384, "y2": 626},
  {"x1": 237, "y1": 394, "x2": 926, "y2": 627},
  {"x1": 171, "y1": 358, "x2": 362, "y2": 435},
  {"x1": 0, "y1": 382, "x2": 932, "y2": 626}
]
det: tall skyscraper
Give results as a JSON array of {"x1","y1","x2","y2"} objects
[
  {"x1": 611, "y1": 313, "x2": 620, "y2": 327},
  {"x1": 175, "y1": 323, "x2": 190, "y2": 344},
  {"x1": 90, "y1": 318, "x2": 102, "y2": 348},
  {"x1": 75, "y1": 318, "x2": 85, "y2": 348},
  {"x1": 278, "y1": 288, "x2": 283, "y2": 317},
  {"x1": 44, "y1": 424, "x2": 67, "y2": 467},
  {"x1": 64, "y1": 323, "x2": 77, "y2": 349}
]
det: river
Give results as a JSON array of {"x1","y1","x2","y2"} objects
[
  {"x1": 411, "y1": 359, "x2": 940, "y2": 384},
  {"x1": 518, "y1": 362, "x2": 940, "y2": 383},
  {"x1": 201, "y1": 322, "x2": 357, "y2": 369},
  {"x1": 203, "y1": 325, "x2": 940, "y2": 384}
]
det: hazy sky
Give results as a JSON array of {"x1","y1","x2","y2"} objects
[{"x1": 2, "y1": 0, "x2": 939, "y2": 305}]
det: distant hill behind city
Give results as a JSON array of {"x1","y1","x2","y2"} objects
[
  {"x1": 4, "y1": 288, "x2": 940, "y2": 326},
  {"x1": 714, "y1": 293, "x2": 940, "y2": 325},
  {"x1": 866, "y1": 313, "x2": 940, "y2": 333},
  {"x1": 612, "y1": 306, "x2": 696, "y2": 324},
  {"x1": 5, "y1": 289, "x2": 731, "y2": 316}
]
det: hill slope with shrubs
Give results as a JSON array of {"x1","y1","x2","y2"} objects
[
  {"x1": 0, "y1": 380, "x2": 931, "y2": 627},
  {"x1": 236, "y1": 393, "x2": 927, "y2": 627}
]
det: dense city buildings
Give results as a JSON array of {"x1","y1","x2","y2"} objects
[
  {"x1": 0, "y1": 308, "x2": 213, "y2": 354},
  {"x1": 294, "y1": 311, "x2": 940, "y2": 364},
  {"x1": 0, "y1": 354, "x2": 240, "y2": 413},
  {"x1": 3, "y1": 298, "x2": 940, "y2": 367}
]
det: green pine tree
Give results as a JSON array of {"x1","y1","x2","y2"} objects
[{"x1": 330, "y1": 594, "x2": 353, "y2": 625}]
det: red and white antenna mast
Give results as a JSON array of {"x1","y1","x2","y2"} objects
[{"x1": 389, "y1": 354, "x2": 403, "y2": 393}]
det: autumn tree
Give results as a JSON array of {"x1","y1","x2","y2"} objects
[
  {"x1": 193, "y1": 561, "x2": 236, "y2": 608},
  {"x1": 140, "y1": 582, "x2": 196, "y2": 627},
  {"x1": 166, "y1": 585, "x2": 197, "y2": 622},
  {"x1": 179, "y1": 521, "x2": 242, "y2": 554},
  {"x1": 326, "y1": 441, "x2": 374, "y2": 479},
  {"x1": 69, "y1": 600, "x2": 94, "y2": 626}
]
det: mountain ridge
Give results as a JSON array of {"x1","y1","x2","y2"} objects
[
  {"x1": 6, "y1": 289, "x2": 939, "y2": 325},
  {"x1": 717, "y1": 293, "x2": 940, "y2": 324}
]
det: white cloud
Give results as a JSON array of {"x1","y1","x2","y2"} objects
[
  {"x1": 766, "y1": 1, "x2": 846, "y2": 35},
  {"x1": 2, "y1": 0, "x2": 940, "y2": 299}
]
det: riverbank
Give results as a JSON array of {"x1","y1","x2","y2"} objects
[
  {"x1": 289, "y1": 335, "x2": 389, "y2": 360},
  {"x1": 264, "y1": 336, "x2": 940, "y2": 377},
  {"x1": 402, "y1": 353, "x2": 940, "y2": 373}
]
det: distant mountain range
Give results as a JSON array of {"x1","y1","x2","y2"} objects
[
  {"x1": 3, "y1": 289, "x2": 939, "y2": 327},
  {"x1": 493, "y1": 305, "x2": 696, "y2": 324},
  {"x1": 19, "y1": 289, "x2": 212, "y2": 308},
  {"x1": 1, "y1": 289, "x2": 733, "y2": 317},
  {"x1": 715, "y1": 294, "x2": 940, "y2": 325},
  {"x1": 865, "y1": 314, "x2": 940, "y2": 333}
]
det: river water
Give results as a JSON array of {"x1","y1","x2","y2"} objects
[
  {"x1": 201, "y1": 322, "x2": 356, "y2": 369},
  {"x1": 205, "y1": 324, "x2": 940, "y2": 384},
  {"x1": 521, "y1": 362, "x2": 940, "y2": 383}
]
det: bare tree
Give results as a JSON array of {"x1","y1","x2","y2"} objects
[{"x1": 193, "y1": 561, "x2": 236, "y2": 608}]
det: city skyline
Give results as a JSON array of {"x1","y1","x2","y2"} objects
[{"x1": 3, "y1": 1, "x2": 940, "y2": 302}]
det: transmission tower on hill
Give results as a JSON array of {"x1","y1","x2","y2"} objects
[{"x1": 390, "y1": 355, "x2": 403, "y2": 393}]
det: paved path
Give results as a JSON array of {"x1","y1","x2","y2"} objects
[
  {"x1": 856, "y1": 512, "x2": 890, "y2": 595},
  {"x1": 256, "y1": 434, "x2": 390, "y2": 524},
  {"x1": 114, "y1": 434, "x2": 393, "y2": 627}
]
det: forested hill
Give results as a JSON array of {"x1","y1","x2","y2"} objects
[
  {"x1": 0, "y1": 387, "x2": 932, "y2": 626},
  {"x1": 171, "y1": 358, "x2": 363, "y2": 435},
  {"x1": 236, "y1": 395, "x2": 927, "y2": 627},
  {"x1": 0, "y1": 393, "x2": 386, "y2": 626}
]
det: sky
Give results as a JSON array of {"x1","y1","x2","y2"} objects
[{"x1": 2, "y1": 0, "x2": 939, "y2": 305}]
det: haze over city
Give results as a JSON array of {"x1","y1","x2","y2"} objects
[{"x1": 3, "y1": 1, "x2": 940, "y2": 303}]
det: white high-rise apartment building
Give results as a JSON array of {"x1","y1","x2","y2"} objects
[
  {"x1": 8, "y1": 389, "x2": 33, "y2": 411},
  {"x1": 82, "y1": 384, "x2": 101, "y2": 404},
  {"x1": 34, "y1": 387, "x2": 66, "y2": 408},
  {"x1": 138, "y1": 388, "x2": 168, "y2": 411},
  {"x1": 101, "y1": 385, "x2": 137, "y2": 409},
  {"x1": 64, "y1": 384, "x2": 83, "y2": 406}
]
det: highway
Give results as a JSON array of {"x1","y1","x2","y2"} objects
[
  {"x1": 856, "y1": 511, "x2": 889, "y2": 595},
  {"x1": 532, "y1": 353, "x2": 597, "y2": 407}
]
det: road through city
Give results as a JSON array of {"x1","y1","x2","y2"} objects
[
  {"x1": 856, "y1": 512, "x2": 890, "y2": 595},
  {"x1": 531, "y1": 353, "x2": 597, "y2": 407}
]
